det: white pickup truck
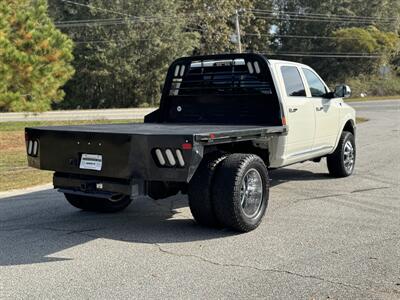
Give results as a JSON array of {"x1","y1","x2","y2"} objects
[{"x1": 26, "y1": 53, "x2": 356, "y2": 232}]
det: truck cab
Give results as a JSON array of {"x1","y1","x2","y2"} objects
[{"x1": 267, "y1": 60, "x2": 355, "y2": 167}]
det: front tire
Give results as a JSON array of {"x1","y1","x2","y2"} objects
[
  {"x1": 212, "y1": 154, "x2": 269, "y2": 232},
  {"x1": 64, "y1": 193, "x2": 132, "y2": 213},
  {"x1": 327, "y1": 131, "x2": 356, "y2": 177}
]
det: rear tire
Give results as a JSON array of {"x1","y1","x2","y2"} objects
[
  {"x1": 188, "y1": 153, "x2": 227, "y2": 227},
  {"x1": 327, "y1": 131, "x2": 356, "y2": 177},
  {"x1": 212, "y1": 154, "x2": 269, "y2": 232},
  {"x1": 64, "y1": 193, "x2": 132, "y2": 213}
]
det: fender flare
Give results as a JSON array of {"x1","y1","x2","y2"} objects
[{"x1": 331, "y1": 117, "x2": 356, "y2": 153}]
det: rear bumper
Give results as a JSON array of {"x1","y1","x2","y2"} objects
[{"x1": 53, "y1": 173, "x2": 145, "y2": 198}]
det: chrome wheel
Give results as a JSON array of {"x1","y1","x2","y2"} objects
[
  {"x1": 240, "y1": 168, "x2": 263, "y2": 218},
  {"x1": 343, "y1": 140, "x2": 355, "y2": 173}
]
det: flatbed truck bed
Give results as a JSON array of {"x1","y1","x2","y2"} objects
[
  {"x1": 27, "y1": 123, "x2": 285, "y2": 142},
  {"x1": 26, "y1": 123, "x2": 285, "y2": 182}
]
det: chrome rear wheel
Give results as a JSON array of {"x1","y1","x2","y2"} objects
[
  {"x1": 213, "y1": 154, "x2": 269, "y2": 232},
  {"x1": 240, "y1": 168, "x2": 263, "y2": 219}
]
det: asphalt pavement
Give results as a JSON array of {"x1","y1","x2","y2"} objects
[{"x1": 0, "y1": 101, "x2": 399, "y2": 299}]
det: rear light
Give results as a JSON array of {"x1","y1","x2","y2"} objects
[
  {"x1": 182, "y1": 143, "x2": 192, "y2": 150},
  {"x1": 175, "y1": 149, "x2": 185, "y2": 167},
  {"x1": 26, "y1": 139, "x2": 39, "y2": 156},
  {"x1": 165, "y1": 149, "x2": 176, "y2": 166},
  {"x1": 155, "y1": 149, "x2": 166, "y2": 166},
  {"x1": 153, "y1": 147, "x2": 188, "y2": 168},
  {"x1": 27, "y1": 140, "x2": 33, "y2": 155},
  {"x1": 32, "y1": 141, "x2": 38, "y2": 155}
]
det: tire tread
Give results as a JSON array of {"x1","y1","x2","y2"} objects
[
  {"x1": 327, "y1": 131, "x2": 355, "y2": 178},
  {"x1": 188, "y1": 152, "x2": 227, "y2": 227},
  {"x1": 212, "y1": 154, "x2": 269, "y2": 232}
]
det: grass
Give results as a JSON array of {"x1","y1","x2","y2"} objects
[
  {"x1": 346, "y1": 95, "x2": 400, "y2": 102},
  {"x1": 356, "y1": 117, "x2": 369, "y2": 124},
  {"x1": 0, "y1": 117, "x2": 369, "y2": 192},
  {"x1": 0, "y1": 119, "x2": 141, "y2": 192},
  {"x1": 0, "y1": 119, "x2": 141, "y2": 132}
]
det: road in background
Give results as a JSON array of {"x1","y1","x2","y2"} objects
[
  {"x1": 349, "y1": 100, "x2": 400, "y2": 111},
  {"x1": 0, "y1": 108, "x2": 156, "y2": 122},
  {"x1": 0, "y1": 101, "x2": 399, "y2": 299},
  {"x1": 0, "y1": 99, "x2": 398, "y2": 122}
]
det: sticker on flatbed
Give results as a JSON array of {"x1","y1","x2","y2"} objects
[{"x1": 79, "y1": 154, "x2": 102, "y2": 171}]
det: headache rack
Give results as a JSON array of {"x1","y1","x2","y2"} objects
[
  {"x1": 155, "y1": 53, "x2": 282, "y2": 126},
  {"x1": 168, "y1": 57, "x2": 273, "y2": 97}
]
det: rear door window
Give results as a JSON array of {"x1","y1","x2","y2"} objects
[
  {"x1": 281, "y1": 66, "x2": 306, "y2": 97},
  {"x1": 303, "y1": 68, "x2": 327, "y2": 97}
]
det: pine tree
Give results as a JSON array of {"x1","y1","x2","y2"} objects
[{"x1": 0, "y1": 0, "x2": 74, "y2": 112}]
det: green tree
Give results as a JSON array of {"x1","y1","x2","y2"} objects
[
  {"x1": 332, "y1": 26, "x2": 400, "y2": 79},
  {"x1": 49, "y1": 0, "x2": 275, "y2": 109},
  {"x1": 242, "y1": 0, "x2": 274, "y2": 53},
  {"x1": 272, "y1": 0, "x2": 400, "y2": 80},
  {"x1": 0, "y1": 0, "x2": 74, "y2": 112},
  {"x1": 181, "y1": 0, "x2": 273, "y2": 54},
  {"x1": 50, "y1": 0, "x2": 199, "y2": 109}
]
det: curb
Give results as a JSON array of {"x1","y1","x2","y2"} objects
[{"x1": 0, "y1": 183, "x2": 53, "y2": 199}]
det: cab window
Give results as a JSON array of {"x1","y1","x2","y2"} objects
[
  {"x1": 281, "y1": 66, "x2": 306, "y2": 97},
  {"x1": 303, "y1": 68, "x2": 327, "y2": 97}
]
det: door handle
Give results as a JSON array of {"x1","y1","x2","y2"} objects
[
  {"x1": 316, "y1": 106, "x2": 324, "y2": 111},
  {"x1": 289, "y1": 108, "x2": 298, "y2": 113}
]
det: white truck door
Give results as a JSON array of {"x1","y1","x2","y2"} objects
[
  {"x1": 302, "y1": 68, "x2": 340, "y2": 151},
  {"x1": 279, "y1": 65, "x2": 315, "y2": 159}
]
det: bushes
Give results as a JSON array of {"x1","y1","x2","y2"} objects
[{"x1": 344, "y1": 75, "x2": 400, "y2": 98}]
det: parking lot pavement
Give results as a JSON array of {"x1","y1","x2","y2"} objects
[{"x1": 0, "y1": 101, "x2": 399, "y2": 299}]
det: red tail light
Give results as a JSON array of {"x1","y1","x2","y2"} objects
[{"x1": 182, "y1": 143, "x2": 192, "y2": 150}]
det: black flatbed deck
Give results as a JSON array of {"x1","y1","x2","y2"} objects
[
  {"x1": 26, "y1": 122, "x2": 286, "y2": 181},
  {"x1": 29, "y1": 123, "x2": 286, "y2": 143}
]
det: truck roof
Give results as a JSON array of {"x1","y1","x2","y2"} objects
[{"x1": 268, "y1": 59, "x2": 311, "y2": 69}]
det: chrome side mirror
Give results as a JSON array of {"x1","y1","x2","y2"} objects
[{"x1": 334, "y1": 84, "x2": 351, "y2": 98}]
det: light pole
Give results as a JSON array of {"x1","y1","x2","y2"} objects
[{"x1": 235, "y1": 9, "x2": 242, "y2": 53}]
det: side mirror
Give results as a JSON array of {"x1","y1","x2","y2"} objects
[{"x1": 334, "y1": 84, "x2": 351, "y2": 99}]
